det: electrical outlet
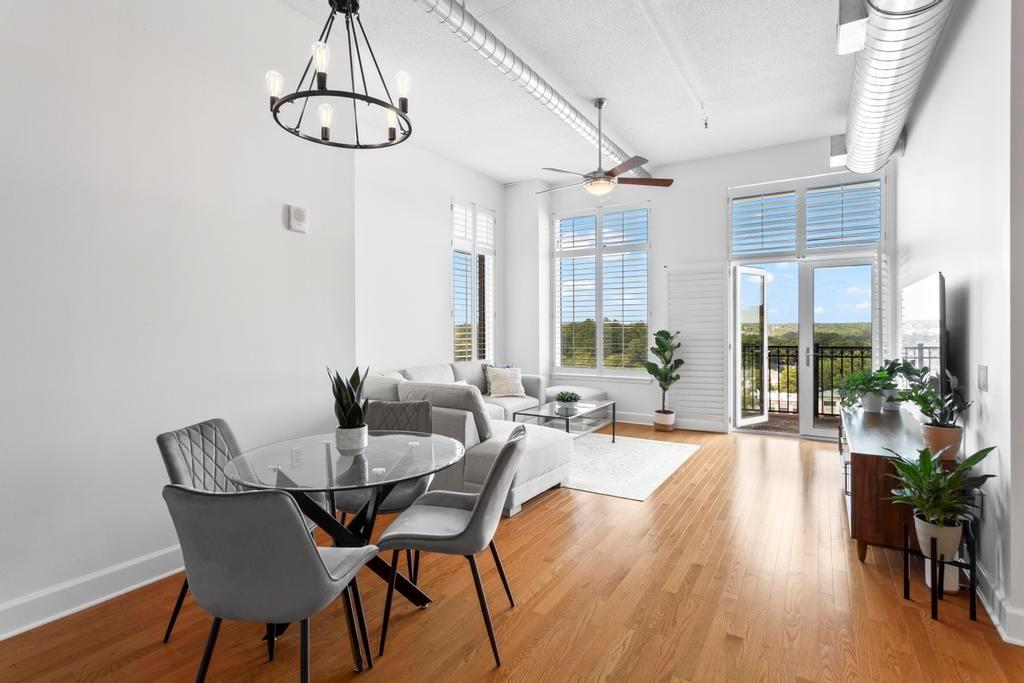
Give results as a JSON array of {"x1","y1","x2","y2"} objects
[
  {"x1": 978, "y1": 364, "x2": 989, "y2": 392},
  {"x1": 287, "y1": 205, "x2": 308, "y2": 233}
]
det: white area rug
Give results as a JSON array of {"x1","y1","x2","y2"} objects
[{"x1": 565, "y1": 434, "x2": 700, "y2": 501}]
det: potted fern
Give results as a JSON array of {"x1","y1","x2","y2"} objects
[
  {"x1": 328, "y1": 367, "x2": 369, "y2": 453},
  {"x1": 884, "y1": 445, "x2": 995, "y2": 586},
  {"x1": 643, "y1": 330, "x2": 684, "y2": 432}
]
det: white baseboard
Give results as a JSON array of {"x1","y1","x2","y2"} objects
[
  {"x1": 616, "y1": 410, "x2": 727, "y2": 433},
  {"x1": 0, "y1": 545, "x2": 183, "y2": 641},
  {"x1": 976, "y1": 561, "x2": 1024, "y2": 646}
]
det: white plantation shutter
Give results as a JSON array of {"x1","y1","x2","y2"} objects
[
  {"x1": 730, "y1": 192, "x2": 798, "y2": 258},
  {"x1": 452, "y1": 201, "x2": 496, "y2": 362},
  {"x1": 554, "y1": 255, "x2": 597, "y2": 368},
  {"x1": 452, "y1": 249, "x2": 473, "y2": 361},
  {"x1": 475, "y1": 207, "x2": 495, "y2": 252},
  {"x1": 556, "y1": 214, "x2": 597, "y2": 250},
  {"x1": 478, "y1": 253, "x2": 495, "y2": 360},
  {"x1": 602, "y1": 207, "x2": 648, "y2": 247},
  {"x1": 452, "y1": 202, "x2": 473, "y2": 244},
  {"x1": 805, "y1": 180, "x2": 882, "y2": 250},
  {"x1": 602, "y1": 251, "x2": 648, "y2": 369},
  {"x1": 666, "y1": 263, "x2": 728, "y2": 431}
]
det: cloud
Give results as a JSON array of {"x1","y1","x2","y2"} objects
[
  {"x1": 814, "y1": 306, "x2": 825, "y2": 314},
  {"x1": 846, "y1": 286, "x2": 870, "y2": 295},
  {"x1": 855, "y1": 301, "x2": 870, "y2": 310},
  {"x1": 775, "y1": 262, "x2": 792, "y2": 270},
  {"x1": 764, "y1": 272, "x2": 775, "y2": 283}
]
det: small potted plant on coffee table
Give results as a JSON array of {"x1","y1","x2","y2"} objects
[
  {"x1": 643, "y1": 329, "x2": 684, "y2": 432},
  {"x1": 898, "y1": 370, "x2": 972, "y2": 461},
  {"x1": 328, "y1": 366, "x2": 369, "y2": 453},
  {"x1": 838, "y1": 368, "x2": 895, "y2": 413},
  {"x1": 884, "y1": 444, "x2": 995, "y2": 584},
  {"x1": 555, "y1": 390, "x2": 581, "y2": 415}
]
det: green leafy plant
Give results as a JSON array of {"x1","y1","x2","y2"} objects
[
  {"x1": 643, "y1": 330, "x2": 684, "y2": 412},
  {"x1": 327, "y1": 366, "x2": 369, "y2": 429},
  {"x1": 555, "y1": 390, "x2": 581, "y2": 403},
  {"x1": 883, "y1": 446, "x2": 995, "y2": 526},
  {"x1": 898, "y1": 369, "x2": 972, "y2": 427},
  {"x1": 838, "y1": 369, "x2": 895, "y2": 406}
]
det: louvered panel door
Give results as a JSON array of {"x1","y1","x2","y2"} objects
[{"x1": 666, "y1": 263, "x2": 729, "y2": 432}]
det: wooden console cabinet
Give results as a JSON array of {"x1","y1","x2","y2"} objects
[{"x1": 839, "y1": 407, "x2": 924, "y2": 561}]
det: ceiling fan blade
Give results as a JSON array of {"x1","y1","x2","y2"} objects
[
  {"x1": 606, "y1": 156, "x2": 649, "y2": 178},
  {"x1": 542, "y1": 167, "x2": 585, "y2": 176},
  {"x1": 536, "y1": 181, "x2": 584, "y2": 195},
  {"x1": 617, "y1": 177, "x2": 674, "y2": 187}
]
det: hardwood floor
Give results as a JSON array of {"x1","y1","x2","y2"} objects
[{"x1": 4, "y1": 425, "x2": 1023, "y2": 681}]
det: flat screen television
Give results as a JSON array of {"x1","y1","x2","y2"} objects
[{"x1": 899, "y1": 272, "x2": 948, "y2": 392}]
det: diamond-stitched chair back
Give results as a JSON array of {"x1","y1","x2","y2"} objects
[
  {"x1": 157, "y1": 419, "x2": 244, "y2": 493},
  {"x1": 366, "y1": 400, "x2": 432, "y2": 433}
]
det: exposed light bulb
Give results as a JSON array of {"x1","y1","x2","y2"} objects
[
  {"x1": 387, "y1": 108, "x2": 398, "y2": 142},
  {"x1": 396, "y1": 70, "x2": 411, "y2": 113},
  {"x1": 312, "y1": 41, "x2": 330, "y2": 89},
  {"x1": 265, "y1": 70, "x2": 283, "y2": 98},
  {"x1": 319, "y1": 103, "x2": 334, "y2": 141}
]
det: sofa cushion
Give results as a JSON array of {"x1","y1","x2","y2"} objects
[
  {"x1": 398, "y1": 381, "x2": 493, "y2": 441},
  {"x1": 364, "y1": 375, "x2": 404, "y2": 401},
  {"x1": 486, "y1": 366, "x2": 526, "y2": 397},
  {"x1": 402, "y1": 364, "x2": 456, "y2": 384},
  {"x1": 483, "y1": 395, "x2": 540, "y2": 420},
  {"x1": 451, "y1": 361, "x2": 488, "y2": 392},
  {"x1": 545, "y1": 385, "x2": 609, "y2": 402},
  {"x1": 483, "y1": 402, "x2": 505, "y2": 421},
  {"x1": 465, "y1": 420, "x2": 572, "y2": 488}
]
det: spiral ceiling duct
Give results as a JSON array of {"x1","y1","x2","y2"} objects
[
  {"x1": 413, "y1": 0, "x2": 651, "y2": 177},
  {"x1": 844, "y1": 0, "x2": 956, "y2": 173}
]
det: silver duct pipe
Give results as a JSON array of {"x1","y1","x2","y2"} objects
[
  {"x1": 413, "y1": 0, "x2": 651, "y2": 177},
  {"x1": 844, "y1": 0, "x2": 955, "y2": 173}
]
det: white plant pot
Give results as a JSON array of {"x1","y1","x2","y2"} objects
[
  {"x1": 915, "y1": 516, "x2": 963, "y2": 593},
  {"x1": 921, "y1": 424, "x2": 963, "y2": 461},
  {"x1": 335, "y1": 425, "x2": 368, "y2": 454},
  {"x1": 860, "y1": 391, "x2": 884, "y2": 413},
  {"x1": 654, "y1": 409, "x2": 675, "y2": 432},
  {"x1": 882, "y1": 389, "x2": 902, "y2": 412},
  {"x1": 555, "y1": 401, "x2": 578, "y2": 415}
]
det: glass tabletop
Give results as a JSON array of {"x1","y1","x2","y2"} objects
[
  {"x1": 514, "y1": 399, "x2": 614, "y2": 419},
  {"x1": 224, "y1": 431, "x2": 465, "y2": 492}
]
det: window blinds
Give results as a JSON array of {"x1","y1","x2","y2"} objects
[
  {"x1": 602, "y1": 251, "x2": 648, "y2": 369},
  {"x1": 805, "y1": 180, "x2": 882, "y2": 251},
  {"x1": 452, "y1": 201, "x2": 496, "y2": 362},
  {"x1": 730, "y1": 192, "x2": 798, "y2": 257},
  {"x1": 452, "y1": 249, "x2": 473, "y2": 362},
  {"x1": 554, "y1": 256, "x2": 597, "y2": 368}
]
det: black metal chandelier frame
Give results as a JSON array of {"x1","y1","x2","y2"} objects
[{"x1": 270, "y1": 0, "x2": 411, "y2": 150}]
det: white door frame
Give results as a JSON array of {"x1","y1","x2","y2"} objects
[
  {"x1": 798, "y1": 257, "x2": 878, "y2": 438},
  {"x1": 734, "y1": 265, "x2": 769, "y2": 428}
]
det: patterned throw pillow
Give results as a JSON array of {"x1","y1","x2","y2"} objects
[
  {"x1": 486, "y1": 366, "x2": 526, "y2": 398},
  {"x1": 483, "y1": 362, "x2": 514, "y2": 394}
]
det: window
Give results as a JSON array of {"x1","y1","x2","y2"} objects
[
  {"x1": 805, "y1": 180, "x2": 882, "y2": 251},
  {"x1": 452, "y1": 201, "x2": 495, "y2": 362},
  {"x1": 554, "y1": 206, "x2": 649, "y2": 373},
  {"x1": 730, "y1": 192, "x2": 798, "y2": 258}
]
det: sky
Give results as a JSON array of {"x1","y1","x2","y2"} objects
[{"x1": 750, "y1": 261, "x2": 872, "y2": 325}]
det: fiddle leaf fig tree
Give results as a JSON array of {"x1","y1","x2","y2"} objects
[{"x1": 643, "y1": 329, "x2": 684, "y2": 412}]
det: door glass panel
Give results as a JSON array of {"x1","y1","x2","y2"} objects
[
  {"x1": 743, "y1": 262, "x2": 799, "y2": 433},
  {"x1": 812, "y1": 264, "x2": 873, "y2": 430},
  {"x1": 738, "y1": 270, "x2": 767, "y2": 424}
]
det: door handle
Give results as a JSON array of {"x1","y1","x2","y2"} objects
[{"x1": 805, "y1": 347, "x2": 818, "y2": 367}]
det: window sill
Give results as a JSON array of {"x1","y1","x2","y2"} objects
[{"x1": 550, "y1": 373, "x2": 652, "y2": 385}]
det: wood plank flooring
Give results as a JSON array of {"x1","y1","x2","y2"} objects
[{"x1": 3, "y1": 425, "x2": 1023, "y2": 681}]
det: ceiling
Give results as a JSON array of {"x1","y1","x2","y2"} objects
[{"x1": 280, "y1": 0, "x2": 854, "y2": 183}]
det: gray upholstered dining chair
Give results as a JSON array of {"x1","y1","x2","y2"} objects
[
  {"x1": 332, "y1": 400, "x2": 432, "y2": 580},
  {"x1": 162, "y1": 485, "x2": 378, "y2": 682},
  {"x1": 376, "y1": 424, "x2": 527, "y2": 666},
  {"x1": 155, "y1": 418, "x2": 328, "y2": 649}
]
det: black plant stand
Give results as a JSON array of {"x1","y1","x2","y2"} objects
[{"x1": 902, "y1": 520, "x2": 978, "y2": 621}]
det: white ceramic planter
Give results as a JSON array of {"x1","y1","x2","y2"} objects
[
  {"x1": 921, "y1": 424, "x2": 963, "y2": 461},
  {"x1": 915, "y1": 516, "x2": 963, "y2": 593},
  {"x1": 335, "y1": 425, "x2": 368, "y2": 453},
  {"x1": 654, "y1": 409, "x2": 675, "y2": 432},
  {"x1": 555, "y1": 400, "x2": 578, "y2": 415},
  {"x1": 882, "y1": 389, "x2": 902, "y2": 412},
  {"x1": 860, "y1": 391, "x2": 884, "y2": 413}
]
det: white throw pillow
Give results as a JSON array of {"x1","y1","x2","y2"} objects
[{"x1": 486, "y1": 366, "x2": 526, "y2": 397}]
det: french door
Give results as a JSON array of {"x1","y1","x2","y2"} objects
[
  {"x1": 734, "y1": 266, "x2": 768, "y2": 427},
  {"x1": 798, "y1": 258, "x2": 877, "y2": 438}
]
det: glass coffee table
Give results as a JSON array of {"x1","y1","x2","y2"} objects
[{"x1": 512, "y1": 399, "x2": 616, "y2": 442}]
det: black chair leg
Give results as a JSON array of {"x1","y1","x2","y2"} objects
[
  {"x1": 489, "y1": 541, "x2": 515, "y2": 608},
  {"x1": 413, "y1": 550, "x2": 421, "y2": 584},
  {"x1": 341, "y1": 585, "x2": 364, "y2": 672},
  {"x1": 350, "y1": 577, "x2": 373, "y2": 669},
  {"x1": 196, "y1": 616, "x2": 221, "y2": 683},
  {"x1": 300, "y1": 618, "x2": 310, "y2": 683},
  {"x1": 467, "y1": 554, "x2": 501, "y2": 667},
  {"x1": 379, "y1": 549, "x2": 400, "y2": 657},
  {"x1": 163, "y1": 577, "x2": 189, "y2": 643},
  {"x1": 265, "y1": 623, "x2": 276, "y2": 662},
  {"x1": 406, "y1": 549, "x2": 415, "y2": 584}
]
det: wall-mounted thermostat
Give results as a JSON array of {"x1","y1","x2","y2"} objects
[{"x1": 287, "y1": 205, "x2": 308, "y2": 234}]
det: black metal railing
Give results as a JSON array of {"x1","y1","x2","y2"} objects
[{"x1": 741, "y1": 343, "x2": 874, "y2": 418}]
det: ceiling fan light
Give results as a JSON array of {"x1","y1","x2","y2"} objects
[{"x1": 584, "y1": 177, "x2": 616, "y2": 196}]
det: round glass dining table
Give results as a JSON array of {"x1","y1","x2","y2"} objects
[{"x1": 223, "y1": 431, "x2": 464, "y2": 670}]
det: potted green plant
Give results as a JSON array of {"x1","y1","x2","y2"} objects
[
  {"x1": 554, "y1": 390, "x2": 582, "y2": 415},
  {"x1": 884, "y1": 445, "x2": 995, "y2": 586},
  {"x1": 838, "y1": 369, "x2": 896, "y2": 413},
  {"x1": 328, "y1": 366, "x2": 369, "y2": 453},
  {"x1": 898, "y1": 370, "x2": 972, "y2": 461},
  {"x1": 643, "y1": 330, "x2": 684, "y2": 432},
  {"x1": 879, "y1": 359, "x2": 916, "y2": 411}
]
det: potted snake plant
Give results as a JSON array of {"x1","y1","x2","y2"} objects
[
  {"x1": 643, "y1": 330, "x2": 684, "y2": 432},
  {"x1": 328, "y1": 366, "x2": 369, "y2": 453}
]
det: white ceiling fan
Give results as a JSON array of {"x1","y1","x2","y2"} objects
[{"x1": 538, "y1": 98, "x2": 674, "y2": 196}]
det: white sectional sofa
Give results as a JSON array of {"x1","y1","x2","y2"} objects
[{"x1": 363, "y1": 361, "x2": 572, "y2": 516}]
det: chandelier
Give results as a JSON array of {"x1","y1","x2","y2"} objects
[{"x1": 265, "y1": 0, "x2": 411, "y2": 149}]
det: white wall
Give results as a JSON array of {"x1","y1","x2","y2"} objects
[
  {"x1": 353, "y1": 144, "x2": 504, "y2": 369},
  {"x1": 894, "y1": 0, "x2": 1021, "y2": 640},
  {"x1": 0, "y1": 1, "x2": 356, "y2": 637},
  {"x1": 502, "y1": 181, "x2": 551, "y2": 374},
  {"x1": 504, "y1": 138, "x2": 835, "y2": 421}
]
